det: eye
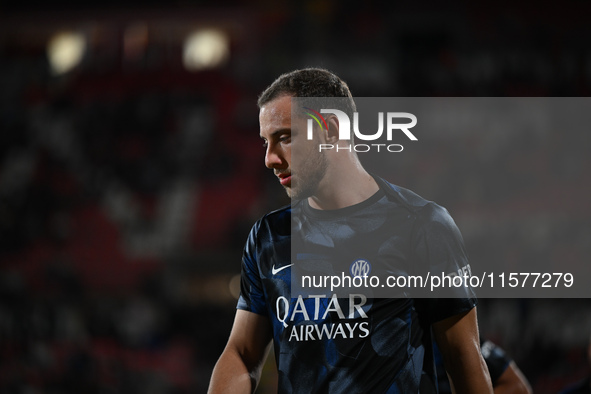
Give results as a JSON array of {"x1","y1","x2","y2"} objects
[{"x1": 262, "y1": 139, "x2": 268, "y2": 148}]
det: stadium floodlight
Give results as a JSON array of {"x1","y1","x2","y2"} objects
[
  {"x1": 183, "y1": 28, "x2": 229, "y2": 71},
  {"x1": 47, "y1": 31, "x2": 86, "y2": 75}
]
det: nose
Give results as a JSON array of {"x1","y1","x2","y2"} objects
[{"x1": 265, "y1": 143, "x2": 284, "y2": 169}]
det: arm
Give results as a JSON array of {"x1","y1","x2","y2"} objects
[
  {"x1": 493, "y1": 361, "x2": 532, "y2": 394},
  {"x1": 433, "y1": 307, "x2": 493, "y2": 394},
  {"x1": 208, "y1": 309, "x2": 273, "y2": 394}
]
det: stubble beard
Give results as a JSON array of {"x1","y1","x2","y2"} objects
[{"x1": 285, "y1": 147, "x2": 328, "y2": 201}]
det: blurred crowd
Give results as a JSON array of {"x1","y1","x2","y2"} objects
[{"x1": 1, "y1": 2, "x2": 591, "y2": 393}]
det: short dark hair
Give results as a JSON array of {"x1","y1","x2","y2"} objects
[{"x1": 257, "y1": 68, "x2": 356, "y2": 116}]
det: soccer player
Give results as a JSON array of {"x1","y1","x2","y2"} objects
[{"x1": 208, "y1": 68, "x2": 493, "y2": 393}]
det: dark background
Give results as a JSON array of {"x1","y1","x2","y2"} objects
[{"x1": 1, "y1": 1, "x2": 590, "y2": 393}]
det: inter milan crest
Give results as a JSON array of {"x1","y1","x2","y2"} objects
[{"x1": 350, "y1": 259, "x2": 371, "y2": 278}]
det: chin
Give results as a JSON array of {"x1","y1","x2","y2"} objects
[
  {"x1": 286, "y1": 186, "x2": 314, "y2": 201},
  {"x1": 285, "y1": 187, "x2": 295, "y2": 199}
]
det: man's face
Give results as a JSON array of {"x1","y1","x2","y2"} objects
[{"x1": 259, "y1": 94, "x2": 328, "y2": 200}]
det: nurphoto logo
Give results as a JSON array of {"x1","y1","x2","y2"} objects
[{"x1": 304, "y1": 107, "x2": 417, "y2": 153}]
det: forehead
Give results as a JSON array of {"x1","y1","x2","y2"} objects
[{"x1": 259, "y1": 95, "x2": 292, "y2": 134}]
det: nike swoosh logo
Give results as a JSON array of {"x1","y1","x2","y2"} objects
[{"x1": 271, "y1": 264, "x2": 293, "y2": 275}]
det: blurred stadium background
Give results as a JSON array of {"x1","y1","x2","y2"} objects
[{"x1": 1, "y1": 1, "x2": 590, "y2": 393}]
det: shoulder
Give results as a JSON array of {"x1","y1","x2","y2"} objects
[
  {"x1": 259, "y1": 204, "x2": 291, "y2": 230},
  {"x1": 375, "y1": 176, "x2": 468, "y2": 267},
  {"x1": 250, "y1": 204, "x2": 291, "y2": 231},
  {"x1": 245, "y1": 204, "x2": 292, "y2": 248},
  {"x1": 374, "y1": 175, "x2": 455, "y2": 227}
]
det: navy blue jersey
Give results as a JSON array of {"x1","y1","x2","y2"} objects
[{"x1": 238, "y1": 176, "x2": 477, "y2": 393}]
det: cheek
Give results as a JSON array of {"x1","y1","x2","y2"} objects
[
  {"x1": 294, "y1": 145, "x2": 323, "y2": 175},
  {"x1": 284, "y1": 145, "x2": 292, "y2": 163},
  {"x1": 291, "y1": 139, "x2": 317, "y2": 161}
]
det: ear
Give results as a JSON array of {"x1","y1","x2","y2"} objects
[{"x1": 325, "y1": 115, "x2": 340, "y2": 144}]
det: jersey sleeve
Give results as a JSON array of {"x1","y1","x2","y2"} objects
[
  {"x1": 412, "y1": 202, "x2": 477, "y2": 323},
  {"x1": 236, "y1": 219, "x2": 269, "y2": 316}
]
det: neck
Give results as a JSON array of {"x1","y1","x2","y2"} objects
[{"x1": 307, "y1": 152, "x2": 379, "y2": 210}]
